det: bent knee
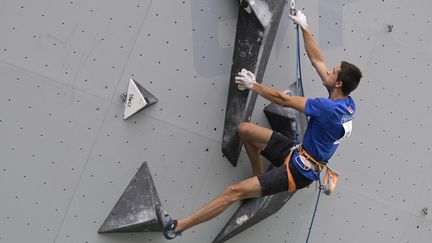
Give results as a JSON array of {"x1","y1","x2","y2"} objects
[{"x1": 238, "y1": 122, "x2": 252, "y2": 138}]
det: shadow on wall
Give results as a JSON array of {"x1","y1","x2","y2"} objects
[
  {"x1": 191, "y1": 0, "x2": 361, "y2": 77},
  {"x1": 318, "y1": 0, "x2": 362, "y2": 50}
]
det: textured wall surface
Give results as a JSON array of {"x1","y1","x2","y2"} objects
[{"x1": 1, "y1": 0, "x2": 431, "y2": 243}]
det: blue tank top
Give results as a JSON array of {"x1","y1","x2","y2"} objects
[{"x1": 293, "y1": 96, "x2": 356, "y2": 180}]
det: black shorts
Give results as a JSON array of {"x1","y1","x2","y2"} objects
[{"x1": 257, "y1": 132, "x2": 313, "y2": 196}]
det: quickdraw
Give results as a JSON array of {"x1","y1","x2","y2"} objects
[
  {"x1": 296, "y1": 145, "x2": 341, "y2": 195},
  {"x1": 289, "y1": 0, "x2": 296, "y2": 15}
]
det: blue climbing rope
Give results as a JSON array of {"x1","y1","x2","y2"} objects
[
  {"x1": 292, "y1": 14, "x2": 323, "y2": 243},
  {"x1": 305, "y1": 179, "x2": 323, "y2": 243}
]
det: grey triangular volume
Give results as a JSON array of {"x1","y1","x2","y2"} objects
[
  {"x1": 123, "y1": 78, "x2": 158, "y2": 120},
  {"x1": 134, "y1": 79, "x2": 158, "y2": 105},
  {"x1": 98, "y1": 162, "x2": 162, "y2": 233}
]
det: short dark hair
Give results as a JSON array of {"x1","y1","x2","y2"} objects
[{"x1": 337, "y1": 61, "x2": 362, "y2": 96}]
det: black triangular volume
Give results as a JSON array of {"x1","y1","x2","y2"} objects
[
  {"x1": 263, "y1": 103, "x2": 296, "y2": 139},
  {"x1": 98, "y1": 162, "x2": 162, "y2": 233},
  {"x1": 222, "y1": 0, "x2": 287, "y2": 166},
  {"x1": 213, "y1": 168, "x2": 296, "y2": 243},
  {"x1": 215, "y1": 79, "x2": 310, "y2": 242},
  {"x1": 263, "y1": 81, "x2": 305, "y2": 139}
]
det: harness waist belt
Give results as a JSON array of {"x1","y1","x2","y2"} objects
[
  {"x1": 293, "y1": 144, "x2": 325, "y2": 172},
  {"x1": 298, "y1": 155, "x2": 319, "y2": 171}
]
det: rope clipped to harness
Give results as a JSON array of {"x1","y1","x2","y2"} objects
[
  {"x1": 306, "y1": 179, "x2": 322, "y2": 243},
  {"x1": 288, "y1": 2, "x2": 331, "y2": 242}
]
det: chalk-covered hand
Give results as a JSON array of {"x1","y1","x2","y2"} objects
[
  {"x1": 235, "y1": 69, "x2": 256, "y2": 90},
  {"x1": 289, "y1": 10, "x2": 308, "y2": 28}
]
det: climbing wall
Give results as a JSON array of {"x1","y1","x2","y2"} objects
[{"x1": 0, "y1": 0, "x2": 431, "y2": 243}]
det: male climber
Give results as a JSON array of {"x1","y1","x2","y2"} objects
[{"x1": 157, "y1": 10, "x2": 362, "y2": 239}]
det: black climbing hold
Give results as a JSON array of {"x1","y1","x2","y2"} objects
[
  {"x1": 263, "y1": 103, "x2": 296, "y2": 139},
  {"x1": 263, "y1": 81, "x2": 307, "y2": 141}
]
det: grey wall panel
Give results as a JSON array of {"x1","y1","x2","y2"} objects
[
  {"x1": 52, "y1": 103, "x2": 252, "y2": 243},
  {"x1": 190, "y1": 0, "x2": 237, "y2": 78},
  {"x1": 296, "y1": 188, "x2": 413, "y2": 243},
  {"x1": 0, "y1": 0, "x2": 152, "y2": 100},
  {"x1": 335, "y1": 33, "x2": 432, "y2": 213},
  {"x1": 1, "y1": 0, "x2": 432, "y2": 243},
  {"x1": 401, "y1": 216, "x2": 432, "y2": 243},
  {"x1": 413, "y1": 174, "x2": 432, "y2": 221},
  {"x1": 112, "y1": 0, "x2": 236, "y2": 142},
  {"x1": 0, "y1": 60, "x2": 108, "y2": 243}
]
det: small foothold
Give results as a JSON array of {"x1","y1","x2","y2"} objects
[
  {"x1": 236, "y1": 215, "x2": 249, "y2": 225},
  {"x1": 423, "y1": 207, "x2": 428, "y2": 215},
  {"x1": 387, "y1": 24, "x2": 394, "y2": 32}
]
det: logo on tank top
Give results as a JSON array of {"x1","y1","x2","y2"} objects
[{"x1": 341, "y1": 114, "x2": 353, "y2": 124}]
